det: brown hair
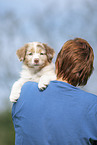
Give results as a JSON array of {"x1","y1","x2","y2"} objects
[{"x1": 55, "y1": 38, "x2": 94, "y2": 86}]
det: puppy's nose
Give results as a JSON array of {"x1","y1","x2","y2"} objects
[{"x1": 34, "y1": 59, "x2": 39, "y2": 63}]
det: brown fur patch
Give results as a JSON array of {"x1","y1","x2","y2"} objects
[
  {"x1": 16, "y1": 44, "x2": 28, "y2": 61},
  {"x1": 43, "y1": 43, "x2": 55, "y2": 63}
]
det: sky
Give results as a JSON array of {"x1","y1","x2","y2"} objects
[{"x1": 0, "y1": 0, "x2": 97, "y2": 111}]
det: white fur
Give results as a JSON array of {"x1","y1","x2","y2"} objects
[{"x1": 9, "y1": 42, "x2": 56, "y2": 102}]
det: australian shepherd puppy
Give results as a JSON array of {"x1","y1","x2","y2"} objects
[{"x1": 9, "y1": 42, "x2": 56, "y2": 102}]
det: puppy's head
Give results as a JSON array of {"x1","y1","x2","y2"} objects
[{"x1": 16, "y1": 42, "x2": 55, "y2": 69}]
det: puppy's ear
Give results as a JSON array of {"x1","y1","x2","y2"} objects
[
  {"x1": 16, "y1": 44, "x2": 28, "y2": 61},
  {"x1": 43, "y1": 43, "x2": 55, "y2": 63}
]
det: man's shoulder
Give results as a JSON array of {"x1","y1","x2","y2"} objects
[
  {"x1": 18, "y1": 81, "x2": 38, "y2": 102},
  {"x1": 77, "y1": 88, "x2": 97, "y2": 110},
  {"x1": 79, "y1": 88, "x2": 97, "y2": 100},
  {"x1": 20, "y1": 81, "x2": 38, "y2": 94},
  {"x1": 22, "y1": 81, "x2": 38, "y2": 89}
]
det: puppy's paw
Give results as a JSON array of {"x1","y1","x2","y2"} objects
[
  {"x1": 38, "y1": 82, "x2": 48, "y2": 90},
  {"x1": 10, "y1": 96, "x2": 17, "y2": 103},
  {"x1": 9, "y1": 91, "x2": 20, "y2": 102},
  {"x1": 9, "y1": 80, "x2": 23, "y2": 102},
  {"x1": 38, "y1": 76, "x2": 50, "y2": 90}
]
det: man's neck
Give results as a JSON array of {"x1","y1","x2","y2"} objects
[{"x1": 56, "y1": 78, "x2": 68, "y2": 84}]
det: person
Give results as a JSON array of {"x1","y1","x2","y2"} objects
[{"x1": 12, "y1": 38, "x2": 97, "y2": 145}]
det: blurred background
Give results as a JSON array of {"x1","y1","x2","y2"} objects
[{"x1": 0, "y1": 0, "x2": 97, "y2": 144}]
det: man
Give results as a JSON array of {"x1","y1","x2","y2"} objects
[{"x1": 12, "y1": 38, "x2": 97, "y2": 145}]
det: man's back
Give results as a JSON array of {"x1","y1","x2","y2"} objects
[{"x1": 12, "y1": 81, "x2": 97, "y2": 145}]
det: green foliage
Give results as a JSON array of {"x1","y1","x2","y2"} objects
[{"x1": 0, "y1": 110, "x2": 15, "y2": 145}]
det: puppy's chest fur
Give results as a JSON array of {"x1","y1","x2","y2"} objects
[{"x1": 20, "y1": 63, "x2": 55, "y2": 82}]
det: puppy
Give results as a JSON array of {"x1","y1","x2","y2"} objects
[{"x1": 9, "y1": 42, "x2": 56, "y2": 102}]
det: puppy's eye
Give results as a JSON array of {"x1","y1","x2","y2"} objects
[
  {"x1": 29, "y1": 53, "x2": 33, "y2": 55},
  {"x1": 40, "y1": 53, "x2": 45, "y2": 55}
]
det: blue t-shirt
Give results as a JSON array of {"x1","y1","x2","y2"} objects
[{"x1": 12, "y1": 81, "x2": 97, "y2": 145}]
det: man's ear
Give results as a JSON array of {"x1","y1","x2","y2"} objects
[
  {"x1": 43, "y1": 43, "x2": 55, "y2": 63},
  {"x1": 16, "y1": 44, "x2": 28, "y2": 61}
]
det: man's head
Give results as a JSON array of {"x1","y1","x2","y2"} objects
[{"x1": 55, "y1": 38, "x2": 94, "y2": 86}]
